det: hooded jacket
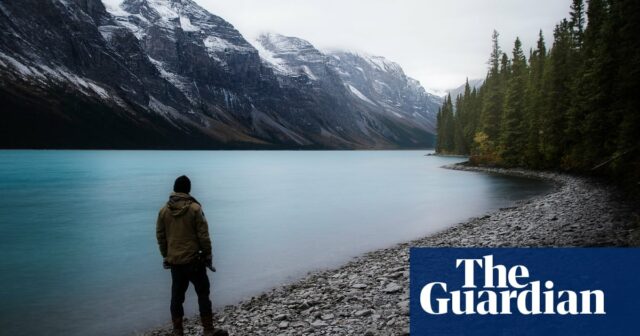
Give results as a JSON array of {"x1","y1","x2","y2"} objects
[{"x1": 156, "y1": 192, "x2": 212, "y2": 265}]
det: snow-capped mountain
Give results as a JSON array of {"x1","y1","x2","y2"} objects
[
  {"x1": 254, "y1": 33, "x2": 326, "y2": 80},
  {"x1": 253, "y1": 33, "x2": 441, "y2": 132},
  {"x1": 0, "y1": 0, "x2": 439, "y2": 149},
  {"x1": 327, "y1": 51, "x2": 441, "y2": 131}
]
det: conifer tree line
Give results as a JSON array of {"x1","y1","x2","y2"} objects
[{"x1": 436, "y1": 0, "x2": 639, "y2": 184}]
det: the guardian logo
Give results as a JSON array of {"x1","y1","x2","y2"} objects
[
  {"x1": 411, "y1": 248, "x2": 639, "y2": 335},
  {"x1": 419, "y1": 255, "x2": 606, "y2": 316}
]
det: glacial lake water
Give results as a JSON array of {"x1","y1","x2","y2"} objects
[{"x1": 0, "y1": 150, "x2": 552, "y2": 335}]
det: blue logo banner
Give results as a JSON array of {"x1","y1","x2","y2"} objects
[{"x1": 410, "y1": 248, "x2": 640, "y2": 336}]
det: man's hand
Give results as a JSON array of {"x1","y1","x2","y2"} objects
[
  {"x1": 163, "y1": 258, "x2": 171, "y2": 269},
  {"x1": 205, "y1": 255, "x2": 216, "y2": 272}
]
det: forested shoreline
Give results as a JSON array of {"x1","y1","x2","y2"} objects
[{"x1": 436, "y1": 0, "x2": 639, "y2": 186}]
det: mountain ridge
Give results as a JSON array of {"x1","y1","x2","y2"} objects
[{"x1": 0, "y1": 0, "x2": 441, "y2": 149}]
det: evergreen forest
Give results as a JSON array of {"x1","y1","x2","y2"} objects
[{"x1": 436, "y1": 0, "x2": 639, "y2": 186}]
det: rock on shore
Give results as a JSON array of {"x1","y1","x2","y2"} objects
[{"x1": 145, "y1": 165, "x2": 639, "y2": 336}]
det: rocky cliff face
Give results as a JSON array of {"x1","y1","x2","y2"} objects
[
  {"x1": 327, "y1": 51, "x2": 441, "y2": 132},
  {"x1": 253, "y1": 33, "x2": 443, "y2": 146},
  {"x1": 0, "y1": 0, "x2": 440, "y2": 149}
]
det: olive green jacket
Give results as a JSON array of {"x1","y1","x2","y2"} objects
[{"x1": 156, "y1": 192, "x2": 212, "y2": 265}]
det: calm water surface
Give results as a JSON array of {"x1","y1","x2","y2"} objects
[{"x1": 0, "y1": 150, "x2": 552, "y2": 335}]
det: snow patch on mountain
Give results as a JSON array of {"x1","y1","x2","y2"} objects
[
  {"x1": 147, "y1": 56, "x2": 195, "y2": 100},
  {"x1": 204, "y1": 36, "x2": 243, "y2": 53},
  {"x1": 253, "y1": 32, "x2": 328, "y2": 82},
  {"x1": 149, "y1": 95, "x2": 178, "y2": 115},
  {"x1": 0, "y1": 52, "x2": 115, "y2": 101},
  {"x1": 179, "y1": 15, "x2": 199, "y2": 31},
  {"x1": 332, "y1": 50, "x2": 403, "y2": 75},
  {"x1": 251, "y1": 38, "x2": 292, "y2": 74},
  {"x1": 147, "y1": 0, "x2": 179, "y2": 20},
  {"x1": 256, "y1": 33, "x2": 324, "y2": 64},
  {"x1": 348, "y1": 84, "x2": 376, "y2": 105},
  {"x1": 258, "y1": 33, "x2": 314, "y2": 55},
  {"x1": 301, "y1": 65, "x2": 317, "y2": 81},
  {"x1": 0, "y1": 52, "x2": 35, "y2": 78},
  {"x1": 102, "y1": 0, "x2": 128, "y2": 16}
]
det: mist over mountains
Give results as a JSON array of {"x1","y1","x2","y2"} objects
[{"x1": 0, "y1": 0, "x2": 442, "y2": 149}]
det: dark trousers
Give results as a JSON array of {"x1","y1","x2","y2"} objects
[{"x1": 170, "y1": 263, "x2": 212, "y2": 318}]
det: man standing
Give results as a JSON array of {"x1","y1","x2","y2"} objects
[{"x1": 156, "y1": 175, "x2": 225, "y2": 336}]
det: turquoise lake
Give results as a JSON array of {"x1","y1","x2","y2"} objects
[{"x1": 0, "y1": 150, "x2": 552, "y2": 335}]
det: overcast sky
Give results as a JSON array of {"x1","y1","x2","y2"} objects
[{"x1": 106, "y1": 0, "x2": 573, "y2": 94}]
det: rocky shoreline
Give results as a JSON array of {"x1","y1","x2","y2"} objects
[{"x1": 145, "y1": 164, "x2": 639, "y2": 336}]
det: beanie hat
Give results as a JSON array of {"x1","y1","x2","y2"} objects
[{"x1": 173, "y1": 175, "x2": 191, "y2": 194}]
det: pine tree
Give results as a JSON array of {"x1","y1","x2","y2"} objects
[
  {"x1": 499, "y1": 53, "x2": 511, "y2": 85},
  {"x1": 436, "y1": 107, "x2": 443, "y2": 153},
  {"x1": 608, "y1": 0, "x2": 640, "y2": 184},
  {"x1": 500, "y1": 38, "x2": 528, "y2": 166},
  {"x1": 460, "y1": 79, "x2": 476, "y2": 154},
  {"x1": 468, "y1": 87, "x2": 482, "y2": 155},
  {"x1": 488, "y1": 30, "x2": 501, "y2": 78},
  {"x1": 569, "y1": 0, "x2": 586, "y2": 48},
  {"x1": 523, "y1": 31, "x2": 546, "y2": 168},
  {"x1": 539, "y1": 20, "x2": 573, "y2": 168},
  {"x1": 443, "y1": 95, "x2": 456, "y2": 152},
  {"x1": 436, "y1": 95, "x2": 456, "y2": 154},
  {"x1": 453, "y1": 94, "x2": 464, "y2": 153},
  {"x1": 478, "y1": 31, "x2": 504, "y2": 160},
  {"x1": 566, "y1": 0, "x2": 616, "y2": 169}
]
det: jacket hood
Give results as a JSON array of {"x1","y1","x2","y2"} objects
[{"x1": 167, "y1": 192, "x2": 200, "y2": 217}]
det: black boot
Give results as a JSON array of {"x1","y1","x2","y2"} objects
[
  {"x1": 172, "y1": 317, "x2": 184, "y2": 336},
  {"x1": 212, "y1": 328, "x2": 229, "y2": 336},
  {"x1": 201, "y1": 313, "x2": 228, "y2": 336},
  {"x1": 201, "y1": 313, "x2": 214, "y2": 336}
]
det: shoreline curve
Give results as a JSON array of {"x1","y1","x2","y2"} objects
[{"x1": 145, "y1": 163, "x2": 638, "y2": 336}]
